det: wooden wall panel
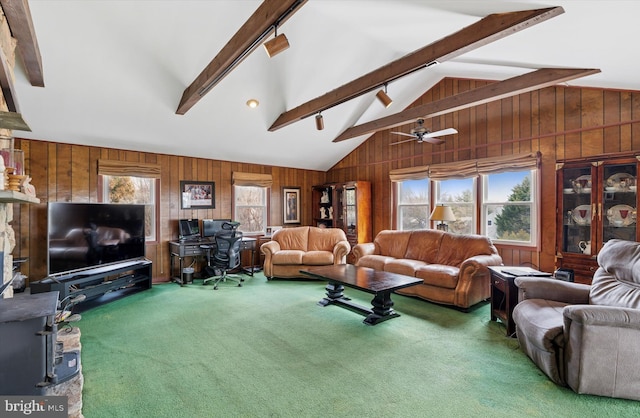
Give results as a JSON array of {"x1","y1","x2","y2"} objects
[
  {"x1": 12, "y1": 142, "x2": 326, "y2": 283},
  {"x1": 326, "y1": 77, "x2": 640, "y2": 273}
]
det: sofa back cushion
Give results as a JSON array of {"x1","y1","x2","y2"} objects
[
  {"x1": 404, "y1": 229, "x2": 445, "y2": 264},
  {"x1": 374, "y1": 230, "x2": 412, "y2": 258},
  {"x1": 591, "y1": 239, "x2": 640, "y2": 309},
  {"x1": 273, "y1": 227, "x2": 309, "y2": 251},
  {"x1": 435, "y1": 233, "x2": 497, "y2": 266},
  {"x1": 307, "y1": 227, "x2": 347, "y2": 251}
]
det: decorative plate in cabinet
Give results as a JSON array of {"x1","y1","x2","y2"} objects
[
  {"x1": 606, "y1": 204, "x2": 636, "y2": 227},
  {"x1": 571, "y1": 175, "x2": 592, "y2": 194},
  {"x1": 571, "y1": 205, "x2": 592, "y2": 226},
  {"x1": 606, "y1": 173, "x2": 636, "y2": 192}
]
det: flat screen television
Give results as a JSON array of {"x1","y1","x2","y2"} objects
[
  {"x1": 178, "y1": 219, "x2": 200, "y2": 239},
  {"x1": 47, "y1": 202, "x2": 146, "y2": 276},
  {"x1": 202, "y1": 219, "x2": 232, "y2": 238}
]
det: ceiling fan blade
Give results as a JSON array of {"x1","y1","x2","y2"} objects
[
  {"x1": 390, "y1": 138, "x2": 417, "y2": 146},
  {"x1": 390, "y1": 132, "x2": 415, "y2": 138},
  {"x1": 422, "y1": 137, "x2": 446, "y2": 145},
  {"x1": 422, "y1": 128, "x2": 458, "y2": 138}
]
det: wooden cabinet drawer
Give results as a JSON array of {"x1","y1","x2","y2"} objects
[{"x1": 492, "y1": 276, "x2": 506, "y2": 292}]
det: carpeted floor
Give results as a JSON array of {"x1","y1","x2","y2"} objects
[{"x1": 76, "y1": 273, "x2": 638, "y2": 417}]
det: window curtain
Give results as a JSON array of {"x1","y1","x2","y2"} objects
[
  {"x1": 232, "y1": 172, "x2": 273, "y2": 188},
  {"x1": 98, "y1": 159, "x2": 161, "y2": 178},
  {"x1": 389, "y1": 152, "x2": 540, "y2": 181},
  {"x1": 389, "y1": 165, "x2": 429, "y2": 182}
]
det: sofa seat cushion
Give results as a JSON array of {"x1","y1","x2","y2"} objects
[
  {"x1": 356, "y1": 255, "x2": 396, "y2": 271},
  {"x1": 302, "y1": 250, "x2": 334, "y2": 265},
  {"x1": 271, "y1": 250, "x2": 305, "y2": 265},
  {"x1": 415, "y1": 265, "x2": 459, "y2": 289},
  {"x1": 384, "y1": 259, "x2": 426, "y2": 277},
  {"x1": 513, "y1": 299, "x2": 567, "y2": 351}
]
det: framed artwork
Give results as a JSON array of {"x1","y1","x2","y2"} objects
[
  {"x1": 283, "y1": 187, "x2": 301, "y2": 224},
  {"x1": 180, "y1": 181, "x2": 215, "y2": 209}
]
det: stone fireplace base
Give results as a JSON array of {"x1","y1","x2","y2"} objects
[{"x1": 47, "y1": 326, "x2": 84, "y2": 418}]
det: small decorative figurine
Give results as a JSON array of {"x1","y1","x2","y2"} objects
[
  {"x1": 320, "y1": 207, "x2": 327, "y2": 219},
  {"x1": 22, "y1": 176, "x2": 36, "y2": 196},
  {"x1": 320, "y1": 190, "x2": 330, "y2": 203},
  {"x1": 328, "y1": 207, "x2": 333, "y2": 219}
]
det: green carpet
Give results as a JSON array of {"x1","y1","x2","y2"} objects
[{"x1": 76, "y1": 273, "x2": 638, "y2": 417}]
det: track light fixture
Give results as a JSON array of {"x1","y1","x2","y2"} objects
[
  {"x1": 376, "y1": 83, "x2": 393, "y2": 108},
  {"x1": 263, "y1": 25, "x2": 290, "y2": 58},
  {"x1": 315, "y1": 113, "x2": 324, "y2": 131}
]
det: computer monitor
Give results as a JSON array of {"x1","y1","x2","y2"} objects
[
  {"x1": 202, "y1": 219, "x2": 232, "y2": 238},
  {"x1": 178, "y1": 219, "x2": 200, "y2": 240}
]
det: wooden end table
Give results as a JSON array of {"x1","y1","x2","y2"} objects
[{"x1": 488, "y1": 266, "x2": 552, "y2": 337}]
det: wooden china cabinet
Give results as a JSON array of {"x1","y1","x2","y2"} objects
[
  {"x1": 556, "y1": 155, "x2": 639, "y2": 283},
  {"x1": 312, "y1": 181, "x2": 372, "y2": 261}
]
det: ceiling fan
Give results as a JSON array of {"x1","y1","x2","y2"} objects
[{"x1": 390, "y1": 119, "x2": 457, "y2": 145}]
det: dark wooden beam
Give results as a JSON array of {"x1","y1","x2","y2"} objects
[
  {"x1": 0, "y1": 110, "x2": 31, "y2": 131},
  {"x1": 332, "y1": 68, "x2": 601, "y2": 142},
  {"x1": 269, "y1": 6, "x2": 565, "y2": 132},
  {"x1": 176, "y1": 0, "x2": 307, "y2": 115},
  {"x1": 0, "y1": 36, "x2": 18, "y2": 112},
  {"x1": 0, "y1": 0, "x2": 44, "y2": 87}
]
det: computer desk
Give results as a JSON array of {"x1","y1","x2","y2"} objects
[{"x1": 169, "y1": 237, "x2": 257, "y2": 285}]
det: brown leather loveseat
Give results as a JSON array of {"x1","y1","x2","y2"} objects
[
  {"x1": 352, "y1": 229, "x2": 502, "y2": 309},
  {"x1": 261, "y1": 226, "x2": 350, "y2": 279}
]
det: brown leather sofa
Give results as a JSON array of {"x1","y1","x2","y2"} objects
[
  {"x1": 261, "y1": 226, "x2": 350, "y2": 279},
  {"x1": 513, "y1": 239, "x2": 640, "y2": 401},
  {"x1": 352, "y1": 229, "x2": 503, "y2": 309}
]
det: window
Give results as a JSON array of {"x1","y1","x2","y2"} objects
[
  {"x1": 396, "y1": 179, "x2": 430, "y2": 230},
  {"x1": 234, "y1": 185, "x2": 268, "y2": 235},
  {"x1": 391, "y1": 153, "x2": 540, "y2": 247},
  {"x1": 435, "y1": 177, "x2": 475, "y2": 235},
  {"x1": 101, "y1": 175, "x2": 157, "y2": 241},
  {"x1": 482, "y1": 170, "x2": 536, "y2": 245}
]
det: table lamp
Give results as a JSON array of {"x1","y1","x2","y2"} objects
[{"x1": 430, "y1": 205, "x2": 456, "y2": 232}]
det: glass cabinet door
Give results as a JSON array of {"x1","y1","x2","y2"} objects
[
  {"x1": 601, "y1": 162, "x2": 637, "y2": 245},
  {"x1": 561, "y1": 165, "x2": 594, "y2": 254},
  {"x1": 344, "y1": 186, "x2": 357, "y2": 237}
]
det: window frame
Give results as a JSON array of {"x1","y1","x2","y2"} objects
[
  {"x1": 232, "y1": 185, "x2": 271, "y2": 236},
  {"x1": 395, "y1": 178, "x2": 431, "y2": 231},
  {"x1": 392, "y1": 167, "x2": 539, "y2": 248},
  {"x1": 98, "y1": 174, "x2": 160, "y2": 243},
  {"x1": 481, "y1": 169, "x2": 538, "y2": 247}
]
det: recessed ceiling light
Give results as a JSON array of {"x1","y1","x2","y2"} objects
[{"x1": 246, "y1": 99, "x2": 259, "y2": 108}]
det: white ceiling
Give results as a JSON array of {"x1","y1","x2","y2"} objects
[{"x1": 11, "y1": 0, "x2": 640, "y2": 171}]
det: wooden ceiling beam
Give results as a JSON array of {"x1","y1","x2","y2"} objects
[
  {"x1": 0, "y1": 0, "x2": 44, "y2": 87},
  {"x1": 332, "y1": 68, "x2": 601, "y2": 143},
  {"x1": 268, "y1": 6, "x2": 565, "y2": 132},
  {"x1": 176, "y1": 0, "x2": 307, "y2": 115}
]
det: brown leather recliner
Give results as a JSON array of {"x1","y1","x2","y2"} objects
[
  {"x1": 513, "y1": 239, "x2": 640, "y2": 401},
  {"x1": 261, "y1": 226, "x2": 350, "y2": 279}
]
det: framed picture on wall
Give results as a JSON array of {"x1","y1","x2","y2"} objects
[
  {"x1": 283, "y1": 187, "x2": 300, "y2": 224},
  {"x1": 180, "y1": 181, "x2": 215, "y2": 209}
]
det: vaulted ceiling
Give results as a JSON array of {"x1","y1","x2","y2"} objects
[{"x1": 8, "y1": 1, "x2": 640, "y2": 171}]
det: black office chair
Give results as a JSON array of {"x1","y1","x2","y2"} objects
[{"x1": 202, "y1": 222, "x2": 244, "y2": 289}]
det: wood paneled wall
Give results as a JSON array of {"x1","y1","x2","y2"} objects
[
  {"x1": 12, "y1": 140, "x2": 326, "y2": 283},
  {"x1": 10, "y1": 77, "x2": 640, "y2": 281},
  {"x1": 326, "y1": 78, "x2": 640, "y2": 272}
]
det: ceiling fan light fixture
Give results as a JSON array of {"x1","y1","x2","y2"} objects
[
  {"x1": 315, "y1": 113, "x2": 324, "y2": 130},
  {"x1": 376, "y1": 84, "x2": 393, "y2": 108},
  {"x1": 263, "y1": 26, "x2": 290, "y2": 58}
]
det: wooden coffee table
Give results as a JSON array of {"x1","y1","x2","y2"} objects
[{"x1": 300, "y1": 264, "x2": 423, "y2": 325}]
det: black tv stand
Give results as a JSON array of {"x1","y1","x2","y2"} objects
[{"x1": 30, "y1": 259, "x2": 152, "y2": 306}]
